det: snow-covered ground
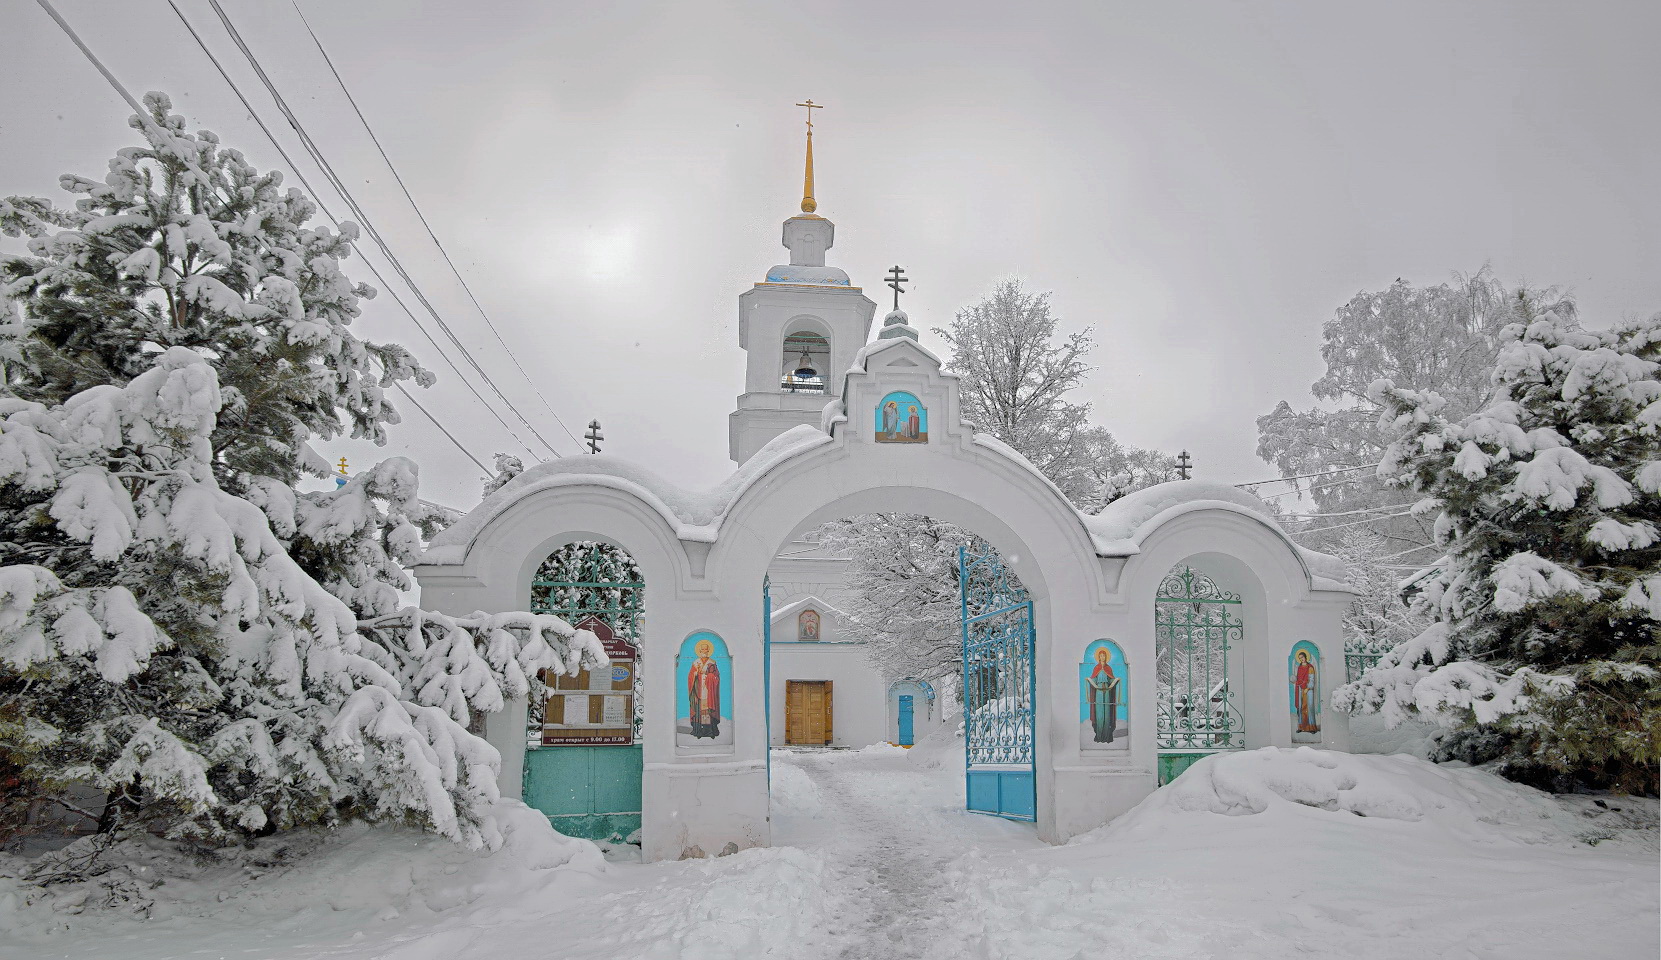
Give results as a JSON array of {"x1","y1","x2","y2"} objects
[{"x1": 2, "y1": 736, "x2": 1655, "y2": 959}]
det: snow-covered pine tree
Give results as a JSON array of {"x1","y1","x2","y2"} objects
[
  {"x1": 1335, "y1": 303, "x2": 1661, "y2": 792},
  {"x1": 0, "y1": 93, "x2": 602, "y2": 849}
]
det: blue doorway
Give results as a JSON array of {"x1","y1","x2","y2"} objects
[{"x1": 898, "y1": 695, "x2": 915, "y2": 746}]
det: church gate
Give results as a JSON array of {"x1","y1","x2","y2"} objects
[
  {"x1": 1153, "y1": 563, "x2": 1245, "y2": 784},
  {"x1": 522, "y1": 541, "x2": 646, "y2": 841},
  {"x1": 958, "y1": 543, "x2": 1037, "y2": 821}
]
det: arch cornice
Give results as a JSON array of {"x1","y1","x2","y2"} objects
[
  {"x1": 413, "y1": 481, "x2": 698, "y2": 598},
  {"x1": 1115, "y1": 506, "x2": 1355, "y2": 605}
]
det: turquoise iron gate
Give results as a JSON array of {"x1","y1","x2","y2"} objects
[
  {"x1": 959, "y1": 545, "x2": 1036, "y2": 821},
  {"x1": 1154, "y1": 565, "x2": 1244, "y2": 783},
  {"x1": 524, "y1": 541, "x2": 644, "y2": 841}
]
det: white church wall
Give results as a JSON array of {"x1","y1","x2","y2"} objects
[{"x1": 769, "y1": 642, "x2": 889, "y2": 747}]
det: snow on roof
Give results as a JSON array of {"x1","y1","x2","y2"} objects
[
  {"x1": 768, "y1": 594, "x2": 850, "y2": 625},
  {"x1": 421, "y1": 425, "x2": 832, "y2": 564},
  {"x1": 1085, "y1": 480, "x2": 1350, "y2": 586}
]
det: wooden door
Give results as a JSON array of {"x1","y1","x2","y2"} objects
[{"x1": 785, "y1": 680, "x2": 833, "y2": 745}]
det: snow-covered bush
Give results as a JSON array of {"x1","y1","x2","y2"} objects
[
  {"x1": 1335, "y1": 304, "x2": 1661, "y2": 793},
  {"x1": 0, "y1": 93, "x2": 603, "y2": 851}
]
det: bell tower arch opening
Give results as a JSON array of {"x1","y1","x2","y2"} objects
[{"x1": 728, "y1": 111, "x2": 876, "y2": 463}]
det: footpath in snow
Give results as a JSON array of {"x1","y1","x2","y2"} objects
[{"x1": 1, "y1": 736, "x2": 1656, "y2": 959}]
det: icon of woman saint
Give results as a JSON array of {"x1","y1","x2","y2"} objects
[
  {"x1": 904, "y1": 404, "x2": 921, "y2": 440},
  {"x1": 1292, "y1": 649, "x2": 1318, "y2": 733},
  {"x1": 1087, "y1": 647, "x2": 1120, "y2": 743},
  {"x1": 881, "y1": 400, "x2": 900, "y2": 438},
  {"x1": 687, "y1": 639, "x2": 722, "y2": 739}
]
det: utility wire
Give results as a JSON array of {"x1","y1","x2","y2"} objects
[
  {"x1": 162, "y1": 0, "x2": 527, "y2": 466},
  {"x1": 393, "y1": 380, "x2": 490, "y2": 474},
  {"x1": 1284, "y1": 510, "x2": 1415, "y2": 538},
  {"x1": 289, "y1": 0, "x2": 584, "y2": 451},
  {"x1": 1275, "y1": 503, "x2": 1419, "y2": 520},
  {"x1": 48, "y1": 0, "x2": 502, "y2": 474},
  {"x1": 1373, "y1": 542, "x2": 1443, "y2": 563},
  {"x1": 203, "y1": 0, "x2": 567, "y2": 458},
  {"x1": 1235, "y1": 462, "x2": 1381, "y2": 488},
  {"x1": 33, "y1": 0, "x2": 154, "y2": 124}
]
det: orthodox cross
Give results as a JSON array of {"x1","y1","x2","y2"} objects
[
  {"x1": 886, "y1": 265, "x2": 909, "y2": 311},
  {"x1": 794, "y1": 99, "x2": 823, "y2": 131},
  {"x1": 1175, "y1": 450, "x2": 1193, "y2": 480},
  {"x1": 335, "y1": 456, "x2": 348, "y2": 488},
  {"x1": 585, "y1": 420, "x2": 604, "y2": 454}
]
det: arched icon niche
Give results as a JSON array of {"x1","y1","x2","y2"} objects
[
  {"x1": 874, "y1": 391, "x2": 927, "y2": 443},
  {"x1": 677, "y1": 631, "x2": 733, "y2": 754},
  {"x1": 1289, "y1": 640, "x2": 1321, "y2": 743},
  {"x1": 1079, "y1": 639, "x2": 1129, "y2": 752}
]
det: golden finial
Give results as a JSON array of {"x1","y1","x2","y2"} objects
[
  {"x1": 795, "y1": 100, "x2": 823, "y2": 214},
  {"x1": 337, "y1": 456, "x2": 349, "y2": 475}
]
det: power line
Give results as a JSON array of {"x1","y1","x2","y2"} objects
[
  {"x1": 289, "y1": 0, "x2": 584, "y2": 452},
  {"x1": 1276, "y1": 503, "x2": 1423, "y2": 520},
  {"x1": 1284, "y1": 510, "x2": 1415, "y2": 538},
  {"x1": 1236, "y1": 462, "x2": 1381, "y2": 488},
  {"x1": 203, "y1": 0, "x2": 568, "y2": 458},
  {"x1": 33, "y1": 0, "x2": 153, "y2": 122},
  {"x1": 1253, "y1": 470, "x2": 1385, "y2": 501},
  {"x1": 44, "y1": 0, "x2": 501, "y2": 476},
  {"x1": 1374, "y1": 542, "x2": 1442, "y2": 563},
  {"x1": 161, "y1": 0, "x2": 529, "y2": 465},
  {"x1": 392, "y1": 381, "x2": 490, "y2": 474}
]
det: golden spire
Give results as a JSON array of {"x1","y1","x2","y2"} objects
[{"x1": 795, "y1": 99, "x2": 823, "y2": 214}]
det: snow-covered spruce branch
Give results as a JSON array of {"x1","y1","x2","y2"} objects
[{"x1": 357, "y1": 607, "x2": 607, "y2": 723}]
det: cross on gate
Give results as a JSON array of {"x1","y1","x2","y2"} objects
[
  {"x1": 585, "y1": 420, "x2": 604, "y2": 454},
  {"x1": 886, "y1": 265, "x2": 908, "y2": 312},
  {"x1": 1175, "y1": 450, "x2": 1193, "y2": 480}
]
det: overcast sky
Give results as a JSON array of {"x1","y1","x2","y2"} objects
[{"x1": 4, "y1": 0, "x2": 1658, "y2": 509}]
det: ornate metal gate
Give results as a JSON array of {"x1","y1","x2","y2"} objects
[
  {"x1": 1154, "y1": 565, "x2": 1244, "y2": 782},
  {"x1": 959, "y1": 544, "x2": 1036, "y2": 821},
  {"x1": 523, "y1": 541, "x2": 645, "y2": 841}
]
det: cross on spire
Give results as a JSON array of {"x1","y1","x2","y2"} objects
[
  {"x1": 585, "y1": 420, "x2": 604, "y2": 454},
  {"x1": 795, "y1": 99, "x2": 823, "y2": 130},
  {"x1": 795, "y1": 100, "x2": 824, "y2": 214},
  {"x1": 1175, "y1": 450, "x2": 1193, "y2": 480},
  {"x1": 886, "y1": 265, "x2": 908, "y2": 311}
]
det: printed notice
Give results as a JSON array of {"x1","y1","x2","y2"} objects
[
  {"x1": 602, "y1": 695, "x2": 628, "y2": 726},
  {"x1": 562, "y1": 695, "x2": 589, "y2": 726}
]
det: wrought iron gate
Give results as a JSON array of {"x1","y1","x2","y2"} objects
[
  {"x1": 524, "y1": 541, "x2": 645, "y2": 840},
  {"x1": 959, "y1": 544, "x2": 1036, "y2": 821},
  {"x1": 1154, "y1": 565, "x2": 1244, "y2": 782}
]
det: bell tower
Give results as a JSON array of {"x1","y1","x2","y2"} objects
[{"x1": 728, "y1": 102, "x2": 877, "y2": 464}]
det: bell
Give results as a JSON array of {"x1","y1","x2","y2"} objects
[{"x1": 793, "y1": 349, "x2": 817, "y2": 379}]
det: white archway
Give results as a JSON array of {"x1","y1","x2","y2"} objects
[{"x1": 414, "y1": 334, "x2": 1355, "y2": 860}]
